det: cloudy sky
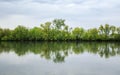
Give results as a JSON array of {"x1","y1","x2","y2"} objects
[{"x1": 0, "y1": 0, "x2": 120, "y2": 29}]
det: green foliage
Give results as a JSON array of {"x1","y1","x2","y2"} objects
[
  {"x1": 40, "y1": 22, "x2": 52, "y2": 40},
  {"x1": 53, "y1": 19, "x2": 65, "y2": 30},
  {"x1": 87, "y1": 28, "x2": 99, "y2": 40},
  {"x1": 1, "y1": 29, "x2": 12, "y2": 40},
  {"x1": 117, "y1": 27, "x2": 120, "y2": 34},
  {"x1": 72, "y1": 27, "x2": 84, "y2": 40},
  {"x1": 0, "y1": 28, "x2": 3, "y2": 40},
  {"x1": 0, "y1": 19, "x2": 120, "y2": 41},
  {"x1": 104, "y1": 24, "x2": 111, "y2": 37},
  {"x1": 12, "y1": 25, "x2": 29, "y2": 40},
  {"x1": 29, "y1": 27, "x2": 43, "y2": 40}
]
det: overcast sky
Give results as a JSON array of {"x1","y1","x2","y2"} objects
[{"x1": 0, "y1": 0, "x2": 120, "y2": 29}]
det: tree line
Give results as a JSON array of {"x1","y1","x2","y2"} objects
[{"x1": 0, "y1": 19, "x2": 120, "y2": 41}]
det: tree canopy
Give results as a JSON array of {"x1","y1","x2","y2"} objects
[{"x1": 0, "y1": 19, "x2": 120, "y2": 41}]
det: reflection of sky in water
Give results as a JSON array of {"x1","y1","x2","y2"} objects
[{"x1": 0, "y1": 52, "x2": 120, "y2": 75}]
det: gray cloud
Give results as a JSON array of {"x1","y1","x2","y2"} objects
[
  {"x1": 0, "y1": 0, "x2": 24, "y2": 2},
  {"x1": 32, "y1": 0, "x2": 87, "y2": 4},
  {"x1": 0, "y1": 0, "x2": 17, "y2": 2},
  {"x1": 32, "y1": 0, "x2": 56, "y2": 4},
  {"x1": 0, "y1": 0, "x2": 120, "y2": 29}
]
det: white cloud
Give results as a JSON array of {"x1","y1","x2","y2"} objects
[{"x1": 0, "y1": 0, "x2": 120, "y2": 29}]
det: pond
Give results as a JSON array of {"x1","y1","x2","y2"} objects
[{"x1": 0, "y1": 42, "x2": 120, "y2": 75}]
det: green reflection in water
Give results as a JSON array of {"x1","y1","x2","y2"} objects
[{"x1": 0, "y1": 42, "x2": 120, "y2": 63}]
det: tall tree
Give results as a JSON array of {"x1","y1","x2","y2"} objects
[
  {"x1": 104, "y1": 24, "x2": 110, "y2": 38},
  {"x1": 99, "y1": 25, "x2": 104, "y2": 35},
  {"x1": 53, "y1": 19, "x2": 65, "y2": 30},
  {"x1": 40, "y1": 22, "x2": 52, "y2": 40}
]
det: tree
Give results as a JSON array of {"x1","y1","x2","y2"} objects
[
  {"x1": 104, "y1": 24, "x2": 110, "y2": 38},
  {"x1": 0, "y1": 19, "x2": 120, "y2": 41},
  {"x1": 63, "y1": 25, "x2": 71, "y2": 40},
  {"x1": 29, "y1": 27, "x2": 43, "y2": 40},
  {"x1": 72, "y1": 27, "x2": 84, "y2": 40},
  {"x1": 53, "y1": 19, "x2": 65, "y2": 30},
  {"x1": 98, "y1": 24, "x2": 111, "y2": 40},
  {"x1": 12, "y1": 25, "x2": 29, "y2": 40},
  {"x1": 0, "y1": 28, "x2": 3, "y2": 40},
  {"x1": 40, "y1": 22, "x2": 52, "y2": 40},
  {"x1": 114, "y1": 27, "x2": 120, "y2": 40},
  {"x1": 1, "y1": 29, "x2": 12, "y2": 40},
  {"x1": 110, "y1": 26, "x2": 116, "y2": 39},
  {"x1": 110, "y1": 26, "x2": 116, "y2": 35},
  {"x1": 87, "y1": 28, "x2": 99, "y2": 40},
  {"x1": 99, "y1": 25, "x2": 104, "y2": 35},
  {"x1": 117, "y1": 27, "x2": 120, "y2": 34}
]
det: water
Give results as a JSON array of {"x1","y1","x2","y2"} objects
[{"x1": 0, "y1": 42, "x2": 120, "y2": 75}]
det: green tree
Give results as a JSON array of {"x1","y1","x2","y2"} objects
[
  {"x1": 110, "y1": 26, "x2": 116, "y2": 39},
  {"x1": 13, "y1": 25, "x2": 29, "y2": 40},
  {"x1": 72, "y1": 27, "x2": 84, "y2": 40},
  {"x1": 1, "y1": 29, "x2": 12, "y2": 40},
  {"x1": 0, "y1": 28, "x2": 3, "y2": 40},
  {"x1": 99, "y1": 25, "x2": 104, "y2": 35},
  {"x1": 98, "y1": 24, "x2": 111, "y2": 40},
  {"x1": 114, "y1": 27, "x2": 120, "y2": 40},
  {"x1": 0, "y1": 19, "x2": 120, "y2": 41},
  {"x1": 110, "y1": 26, "x2": 116, "y2": 35},
  {"x1": 117, "y1": 27, "x2": 120, "y2": 34},
  {"x1": 29, "y1": 27, "x2": 43, "y2": 40},
  {"x1": 53, "y1": 19, "x2": 65, "y2": 30},
  {"x1": 104, "y1": 24, "x2": 111, "y2": 38},
  {"x1": 40, "y1": 22, "x2": 52, "y2": 40},
  {"x1": 87, "y1": 28, "x2": 99, "y2": 40}
]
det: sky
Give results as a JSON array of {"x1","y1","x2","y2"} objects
[{"x1": 0, "y1": 0, "x2": 120, "y2": 29}]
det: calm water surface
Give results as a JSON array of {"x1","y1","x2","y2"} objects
[{"x1": 0, "y1": 42, "x2": 120, "y2": 75}]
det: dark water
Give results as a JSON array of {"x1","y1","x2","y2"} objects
[{"x1": 0, "y1": 42, "x2": 120, "y2": 75}]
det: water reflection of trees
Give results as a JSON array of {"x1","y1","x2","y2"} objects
[{"x1": 0, "y1": 42, "x2": 120, "y2": 63}]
